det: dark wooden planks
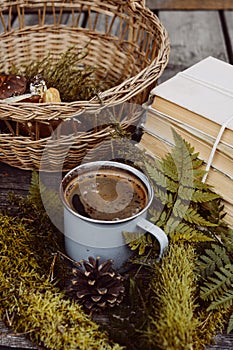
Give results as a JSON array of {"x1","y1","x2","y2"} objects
[
  {"x1": 158, "y1": 10, "x2": 228, "y2": 82},
  {"x1": 146, "y1": 0, "x2": 233, "y2": 10},
  {"x1": 205, "y1": 333, "x2": 233, "y2": 350},
  {"x1": 0, "y1": 321, "x2": 38, "y2": 349},
  {"x1": 224, "y1": 10, "x2": 233, "y2": 62},
  {"x1": 0, "y1": 162, "x2": 31, "y2": 210}
]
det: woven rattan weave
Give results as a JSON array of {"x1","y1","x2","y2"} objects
[{"x1": 0, "y1": 0, "x2": 169, "y2": 171}]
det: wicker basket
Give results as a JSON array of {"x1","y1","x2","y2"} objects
[{"x1": 0, "y1": 0, "x2": 169, "y2": 171}]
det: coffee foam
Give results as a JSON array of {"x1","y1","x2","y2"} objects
[{"x1": 65, "y1": 166, "x2": 148, "y2": 221}]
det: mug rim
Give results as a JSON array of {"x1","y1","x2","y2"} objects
[{"x1": 59, "y1": 160, "x2": 154, "y2": 224}]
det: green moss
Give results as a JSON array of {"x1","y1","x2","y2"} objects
[
  {"x1": 146, "y1": 242, "x2": 199, "y2": 350},
  {"x1": 9, "y1": 45, "x2": 119, "y2": 102},
  {"x1": 141, "y1": 242, "x2": 226, "y2": 350},
  {"x1": 0, "y1": 214, "x2": 122, "y2": 350}
]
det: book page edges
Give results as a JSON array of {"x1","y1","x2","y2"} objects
[
  {"x1": 151, "y1": 56, "x2": 233, "y2": 131},
  {"x1": 146, "y1": 107, "x2": 233, "y2": 152},
  {"x1": 139, "y1": 132, "x2": 233, "y2": 205},
  {"x1": 149, "y1": 100, "x2": 233, "y2": 146}
]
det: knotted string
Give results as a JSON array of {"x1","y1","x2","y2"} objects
[{"x1": 202, "y1": 115, "x2": 233, "y2": 183}]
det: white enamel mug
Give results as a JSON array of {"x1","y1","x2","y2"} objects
[{"x1": 60, "y1": 161, "x2": 168, "y2": 269}]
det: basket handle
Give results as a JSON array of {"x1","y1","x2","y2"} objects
[{"x1": 129, "y1": 0, "x2": 146, "y2": 10}]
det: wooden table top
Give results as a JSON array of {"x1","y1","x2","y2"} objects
[{"x1": 0, "y1": 3, "x2": 233, "y2": 349}]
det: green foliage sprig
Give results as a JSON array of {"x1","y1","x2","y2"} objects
[
  {"x1": 10, "y1": 45, "x2": 111, "y2": 102},
  {"x1": 198, "y1": 231, "x2": 233, "y2": 333},
  {"x1": 124, "y1": 130, "x2": 222, "y2": 256},
  {"x1": 147, "y1": 131, "x2": 221, "y2": 239}
]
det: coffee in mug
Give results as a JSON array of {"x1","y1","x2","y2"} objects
[
  {"x1": 64, "y1": 165, "x2": 148, "y2": 221},
  {"x1": 60, "y1": 161, "x2": 168, "y2": 268}
]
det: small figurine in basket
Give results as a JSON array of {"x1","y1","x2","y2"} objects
[{"x1": 0, "y1": 72, "x2": 61, "y2": 103}]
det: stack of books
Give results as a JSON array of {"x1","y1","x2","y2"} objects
[{"x1": 139, "y1": 56, "x2": 233, "y2": 228}]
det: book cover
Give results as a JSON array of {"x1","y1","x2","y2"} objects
[{"x1": 150, "y1": 56, "x2": 233, "y2": 131}]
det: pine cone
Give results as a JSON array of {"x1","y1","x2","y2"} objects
[{"x1": 66, "y1": 256, "x2": 125, "y2": 312}]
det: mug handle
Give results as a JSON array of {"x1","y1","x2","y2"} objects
[{"x1": 136, "y1": 217, "x2": 169, "y2": 259}]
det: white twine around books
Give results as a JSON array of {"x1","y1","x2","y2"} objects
[
  {"x1": 177, "y1": 70, "x2": 233, "y2": 183},
  {"x1": 202, "y1": 114, "x2": 233, "y2": 183}
]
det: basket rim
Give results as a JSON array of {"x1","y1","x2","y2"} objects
[
  {"x1": 0, "y1": 7, "x2": 170, "y2": 111},
  {"x1": 0, "y1": 1, "x2": 170, "y2": 171}
]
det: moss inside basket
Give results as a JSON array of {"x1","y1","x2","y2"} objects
[{"x1": 9, "y1": 45, "x2": 120, "y2": 102}]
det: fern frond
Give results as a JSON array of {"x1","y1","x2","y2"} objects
[
  {"x1": 171, "y1": 129, "x2": 193, "y2": 154},
  {"x1": 213, "y1": 226, "x2": 233, "y2": 256},
  {"x1": 192, "y1": 190, "x2": 221, "y2": 203},
  {"x1": 177, "y1": 185, "x2": 194, "y2": 201},
  {"x1": 164, "y1": 217, "x2": 181, "y2": 235},
  {"x1": 145, "y1": 159, "x2": 178, "y2": 198},
  {"x1": 149, "y1": 208, "x2": 161, "y2": 223},
  {"x1": 169, "y1": 222, "x2": 214, "y2": 243},
  {"x1": 144, "y1": 162, "x2": 168, "y2": 189},
  {"x1": 164, "y1": 178, "x2": 179, "y2": 194},
  {"x1": 190, "y1": 155, "x2": 203, "y2": 167},
  {"x1": 170, "y1": 131, "x2": 194, "y2": 175},
  {"x1": 200, "y1": 264, "x2": 233, "y2": 301},
  {"x1": 193, "y1": 179, "x2": 213, "y2": 190},
  {"x1": 172, "y1": 199, "x2": 191, "y2": 219},
  {"x1": 171, "y1": 231, "x2": 214, "y2": 243},
  {"x1": 207, "y1": 290, "x2": 233, "y2": 311},
  {"x1": 155, "y1": 211, "x2": 168, "y2": 227},
  {"x1": 160, "y1": 156, "x2": 178, "y2": 182},
  {"x1": 184, "y1": 208, "x2": 217, "y2": 227},
  {"x1": 153, "y1": 186, "x2": 172, "y2": 206},
  {"x1": 174, "y1": 222, "x2": 206, "y2": 236},
  {"x1": 198, "y1": 245, "x2": 231, "y2": 279},
  {"x1": 122, "y1": 231, "x2": 152, "y2": 255}
]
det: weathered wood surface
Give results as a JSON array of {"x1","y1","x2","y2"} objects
[
  {"x1": 158, "y1": 10, "x2": 229, "y2": 82},
  {"x1": 1, "y1": 5, "x2": 233, "y2": 350},
  {"x1": 0, "y1": 162, "x2": 30, "y2": 211},
  {"x1": 146, "y1": 0, "x2": 233, "y2": 10},
  {"x1": 0, "y1": 321, "x2": 39, "y2": 349},
  {"x1": 224, "y1": 10, "x2": 233, "y2": 62}
]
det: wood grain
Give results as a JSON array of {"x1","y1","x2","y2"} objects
[
  {"x1": 0, "y1": 321, "x2": 38, "y2": 349},
  {"x1": 224, "y1": 10, "x2": 233, "y2": 62},
  {"x1": 0, "y1": 162, "x2": 31, "y2": 211},
  {"x1": 205, "y1": 333, "x2": 233, "y2": 350},
  {"x1": 158, "y1": 10, "x2": 228, "y2": 82},
  {"x1": 146, "y1": 0, "x2": 233, "y2": 10}
]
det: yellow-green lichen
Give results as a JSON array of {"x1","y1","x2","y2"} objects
[{"x1": 0, "y1": 214, "x2": 122, "y2": 350}]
